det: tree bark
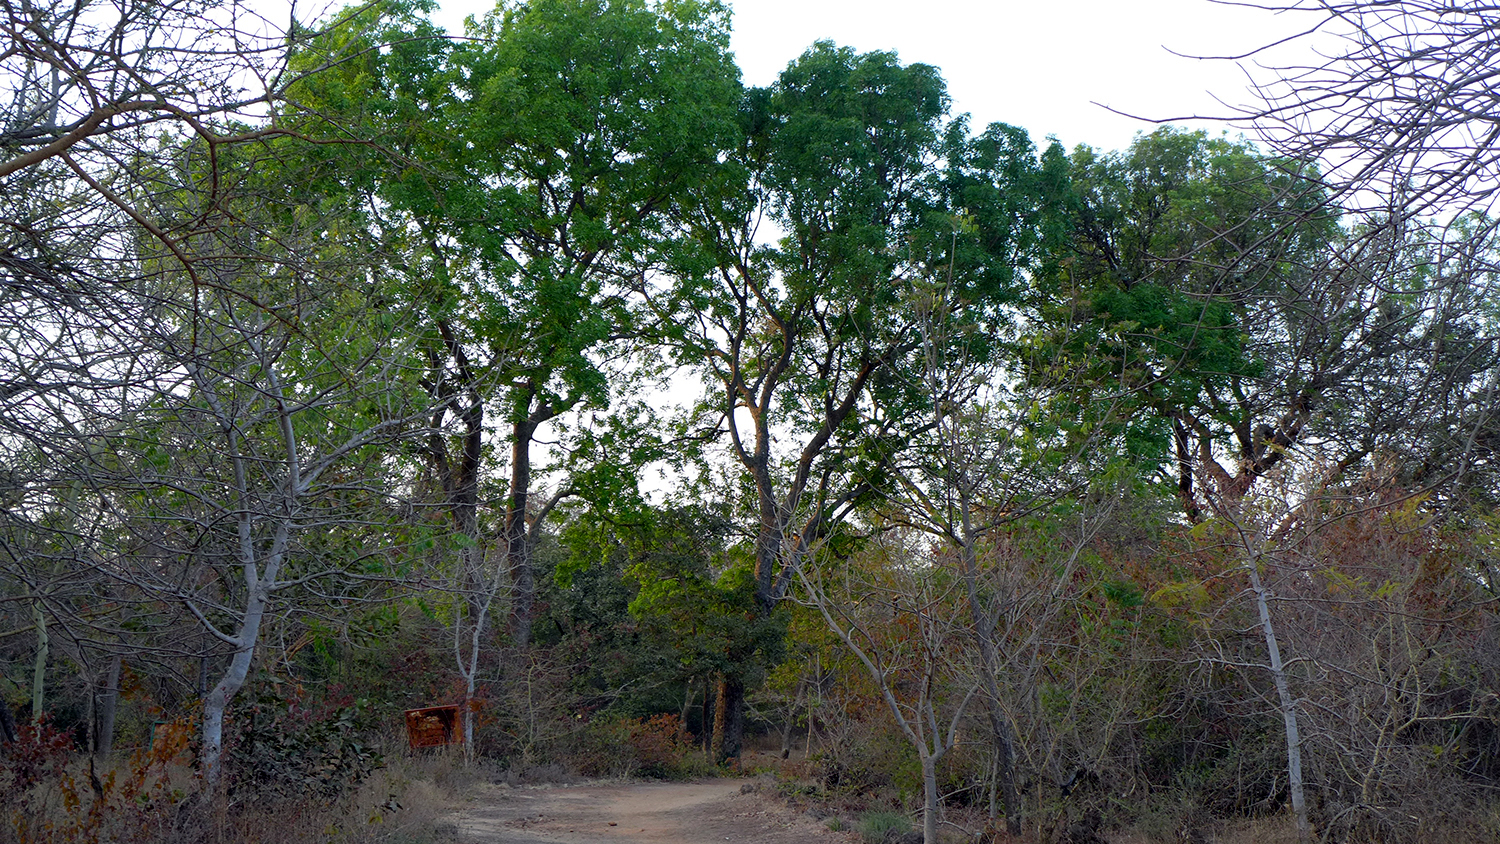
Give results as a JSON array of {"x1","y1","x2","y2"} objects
[
  {"x1": 712, "y1": 675, "x2": 727, "y2": 762},
  {"x1": 95, "y1": 655, "x2": 122, "y2": 759},
  {"x1": 921, "y1": 753, "x2": 941, "y2": 844},
  {"x1": 507, "y1": 416, "x2": 538, "y2": 650},
  {"x1": 30, "y1": 598, "x2": 47, "y2": 722},
  {"x1": 713, "y1": 676, "x2": 745, "y2": 764},
  {"x1": 1248, "y1": 561, "x2": 1310, "y2": 844}
]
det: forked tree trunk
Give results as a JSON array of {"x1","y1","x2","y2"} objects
[
  {"x1": 200, "y1": 519, "x2": 285, "y2": 786},
  {"x1": 202, "y1": 636, "x2": 257, "y2": 786}
]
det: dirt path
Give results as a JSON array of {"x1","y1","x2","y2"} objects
[{"x1": 453, "y1": 779, "x2": 860, "y2": 844}]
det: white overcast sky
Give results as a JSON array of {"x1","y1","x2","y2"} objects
[{"x1": 423, "y1": 0, "x2": 1315, "y2": 154}]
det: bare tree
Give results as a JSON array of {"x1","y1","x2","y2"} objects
[
  {"x1": 5, "y1": 191, "x2": 430, "y2": 784},
  {"x1": 798, "y1": 527, "x2": 980, "y2": 844},
  {"x1": 0, "y1": 0, "x2": 435, "y2": 785},
  {"x1": 1228, "y1": 0, "x2": 1500, "y2": 224},
  {"x1": 1193, "y1": 478, "x2": 1314, "y2": 844},
  {"x1": 1225, "y1": 4, "x2": 1500, "y2": 505},
  {"x1": 873, "y1": 228, "x2": 1127, "y2": 834}
]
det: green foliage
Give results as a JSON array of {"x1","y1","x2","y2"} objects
[
  {"x1": 227, "y1": 677, "x2": 383, "y2": 800},
  {"x1": 1035, "y1": 127, "x2": 1340, "y2": 477},
  {"x1": 856, "y1": 809, "x2": 913, "y2": 844},
  {"x1": 378, "y1": 0, "x2": 744, "y2": 416},
  {"x1": 9, "y1": 3, "x2": 1500, "y2": 841},
  {"x1": 557, "y1": 504, "x2": 788, "y2": 696}
]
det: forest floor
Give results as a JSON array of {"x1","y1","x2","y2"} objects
[{"x1": 449, "y1": 776, "x2": 861, "y2": 844}]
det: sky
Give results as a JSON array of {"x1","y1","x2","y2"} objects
[{"x1": 424, "y1": 0, "x2": 1316, "y2": 154}]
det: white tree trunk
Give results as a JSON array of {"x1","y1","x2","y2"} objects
[
  {"x1": 30, "y1": 598, "x2": 47, "y2": 722},
  {"x1": 201, "y1": 579, "x2": 271, "y2": 787},
  {"x1": 456, "y1": 545, "x2": 500, "y2": 766},
  {"x1": 1248, "y1": 561, "x2": 1310, "y2": 844},
  {"x1": 921, "y1": 752, "x2": 940, "y2": 844},
  {"x1": 197, "y1": 511, "x2": 285, "y2": 787}
]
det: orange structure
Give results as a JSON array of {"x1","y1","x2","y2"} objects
[{"x1": 403, "y1": 705, "x2": 462, "y2": 749}]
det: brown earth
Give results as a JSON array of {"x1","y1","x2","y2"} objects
[{"x1": 451, "y1": 778, "x2": 861, "y2": 844}]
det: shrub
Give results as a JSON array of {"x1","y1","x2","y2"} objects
[
  {"x1": 226, "y1": 677, "x2": 383, "y2": 800},
  {"x1": 568, "y1": 713, "x2": 702, "y2": 780},
  {"x1": 625, "y1": 714, "x2": 693, "y2": 779},
  {"x1": 0, "y1": 715, "x2": 199, "y2": 844},
  {"x1": 856, "y1": 809, "x2": 911, "y2": 844}
]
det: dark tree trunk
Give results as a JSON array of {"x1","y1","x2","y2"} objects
[
  {"x1": 712, "y1": 676, "x2": 727, "y2": 761},
  {"x1": 987, "y1": 702, "x2": 1022, "y2": 836},
  {"x1": 713, "y1": 676, "x2": 746, "y2": 764},
  {"x1": 507, "y1": 417, "x2": 537, "y2": 650},
  {"x1": 0, "y1": 699, "x2": 15, "y2": 743},
  {"x1": 960, "y1": 535, "x2": 1024, "y2": 835},
  {"x1": 701, "y1": 675, "x2": 714, "y2": 755},
  {"x1": 95, "y1": 655, "x2": 122, "y2": 759}
]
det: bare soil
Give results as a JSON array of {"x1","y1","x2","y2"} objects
[{"x1": 451, "y1": 778, "x2": 861, "y2": 844}]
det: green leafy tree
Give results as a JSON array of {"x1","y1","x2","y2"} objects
[
  {"x1": 654, "y1": 43, "x2": 1054, "y2": 760},
  {"x1": 292, "y1": 0, "x2": 744, "y2": 664},
  {"x1": 1041, "y1": 129, "x2": 1355, "y2": 518}
]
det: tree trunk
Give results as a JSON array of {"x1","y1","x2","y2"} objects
[
  {"x1": 1248, "y1": 562, "x2": 1310, "y2": 844},
  {"x1": 0, "y1": 700, "x2": 15, "y2": 744},
  {"x1": 959, "y1": 534, "x2": 1023, "y2": 835},
  {"x1": 202, "y1": 637, "x2": 257, "y2": 786},
  {"x1": 702, "y1": 674, "x2": 714, "y2": 756},
  {"x1": 95, "y1": 655, "x2": 122, "y2": 759},
  {"x1": 780, "y1": 676, "x2": 805, "y2": 759},
  {"x1": 713, "y1": 676, "x2": 745, "y2": 764},
  {"x1": 30, "y1": 598, "x2": 47, "y2": 722},
  {"x1": 425, "y1": 355, "x2": 485, "y2": 621},
  {"x1": 807, "y1": 654, "x2": 820, "y2": 756},
  {"x1": 463, "y1": 677, "x2": 477, "y2": 765},
  {"x1": 201, "y1": 524, "x2": 281, "y2": 786},
  {"x1": 507, "y1": 417, "x2": 537, "y2": 651},
  {"x1": 455, "y1": 544, "x2": 497, "y2": 768},
  {"x1": 985, "y1": 702, "x2": 1022, "y2": 835},
  {"x1": 921, "y1": 752, "x2": 940, "y2": 844}
]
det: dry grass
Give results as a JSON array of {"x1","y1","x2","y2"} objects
[
  {"x1": 1109, "y1": 816, "x2": 1300, "y2": 844},
  {"x1": 206, "y1": 761, "x2": 464, "y2": 844},
  {"x1": 1, "y1": 742, "x2": 476, "y2": 844}
]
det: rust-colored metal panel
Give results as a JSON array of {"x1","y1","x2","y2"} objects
[{"x1": 404, "y1": 705, "x2": 462, "y2": 749}]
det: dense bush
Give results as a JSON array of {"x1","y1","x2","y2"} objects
[
  {"x1": 567, "y1": 714, "x2": 703, "y2": 780},
  {"x1": 226, "y1": 677, "x2": 382, "y2": 801}
]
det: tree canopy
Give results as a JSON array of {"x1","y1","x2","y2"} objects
[{"x1": 1, "y1": 2, "x2": 1498, "y2": 843}]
